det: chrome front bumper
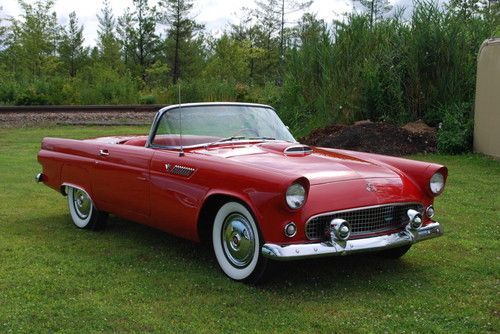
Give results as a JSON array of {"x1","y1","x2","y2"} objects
[{"x1": 261, "y1": 222, "x2": 443, "y2": 260}]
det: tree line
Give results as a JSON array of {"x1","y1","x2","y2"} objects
[{"x1": 0, "y1": 0, "x2": 498, "y2": 137}]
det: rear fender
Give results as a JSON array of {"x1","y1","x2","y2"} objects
[{"x1": 60, "y1": 164, "x2": 94, "y2": 199}]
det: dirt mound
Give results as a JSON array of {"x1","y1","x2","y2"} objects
[
  {"x1": 402, "y1": 120, "x2": 436, "y2": 135},
  {"x1": 300, "y1": 122, "x2": 437, "y2": 156}
]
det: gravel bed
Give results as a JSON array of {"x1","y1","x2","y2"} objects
[{"x1": 0, "y1": 112, "x2": 156, "y2": 127}]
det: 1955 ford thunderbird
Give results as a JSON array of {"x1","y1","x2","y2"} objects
[{"x1": 37, "y1": 103, "x2": 447, "y2": 282}]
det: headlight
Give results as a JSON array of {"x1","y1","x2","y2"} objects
[
  {"x1": 286, "y1": 183, "x2": 306, "y2": 209},
  {"x1": 429, "y1": 172, "x2": 445, "y2": 194}
]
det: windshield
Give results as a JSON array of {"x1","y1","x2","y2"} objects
[{"x1": 151, "y1": 104, "x2": 296, "y2": 147}]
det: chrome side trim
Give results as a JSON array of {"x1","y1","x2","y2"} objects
[{"x1": 261, "y1": 222, "x2": 443, "y2": 261}]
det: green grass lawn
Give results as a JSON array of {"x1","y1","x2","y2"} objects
[{"x1": 0, "y1": 126, "x2": 499, "y2": 333}]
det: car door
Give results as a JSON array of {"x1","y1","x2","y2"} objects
[
  {"x1": 147, "y1": 149, "x2": 208, "y2": 240},
  {"x1": 91, "y1": 144, "x2": 153, "y2": 221}
]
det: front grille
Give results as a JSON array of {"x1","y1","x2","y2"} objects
[{"x1": 306, "y1": 203, "x2": 424, "y2": 240}]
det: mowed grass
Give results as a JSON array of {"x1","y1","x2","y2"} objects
[{"x1": 0, "y1": 125, "x2": 498, "y2": 333}]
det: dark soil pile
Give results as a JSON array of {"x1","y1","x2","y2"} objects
[
  {"x1": 402, "y1": 120, "x2": 437, "y2": 136},
  {"x1": 300, "y1": 122, "x2": 437, "y2": 156}
]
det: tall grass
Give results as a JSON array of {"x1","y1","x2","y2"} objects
[{"x1": 278, "y1": 1, "x2": 497, "y2": 135}]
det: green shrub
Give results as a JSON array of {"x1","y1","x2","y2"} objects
[
  {"x1": 73, "y1": 65, "x2": 139, "y2": 104},
  {"x1": 139, "y1": 95, "x2": 157, "y2": 104},
  {"x1": 437, "y1": 103, "x2": 473, "y2": 154},
  {"x1": 0, "y1": 78, "x2": 18, "y2": 104}
]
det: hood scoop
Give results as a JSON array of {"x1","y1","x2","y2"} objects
[{"x1": 284, "y1": 145, "x2": 313, "y2": 156}]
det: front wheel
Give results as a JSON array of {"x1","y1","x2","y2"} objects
[
  {"x1": 67, "y1": 186, "x2": 107, "y2": 230},
  {"x1": 212, "y1": 202, "x2": 267, "y2": 283}
]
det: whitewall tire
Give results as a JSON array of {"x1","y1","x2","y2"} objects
[
  {"x1": 67, "y1": 186, "x2": 107, "y2": 230},
  {"x1": 212, "y1": 201, "x2": 267, "y2": 283}
]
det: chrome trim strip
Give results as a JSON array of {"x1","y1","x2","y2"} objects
[
  {"x1": 262, "y1": 222, "x2": 443, "y2": 261},
  {"x1": 150, "y1": 139, "x2": 288, "y2": 151}
]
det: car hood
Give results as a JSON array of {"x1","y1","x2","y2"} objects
[{"x1": 192, "y1": 142, "x2": 400, "y2": 185}]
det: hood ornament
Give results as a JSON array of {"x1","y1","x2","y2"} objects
[{"x1": 366, "y1": 182, "x2": 377, "y2": 192}]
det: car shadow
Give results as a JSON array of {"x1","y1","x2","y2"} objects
[
  {"x1": 263, "y1": 255, "x2": 421, "y2": 288},
  {"x1": 38, "y1": 214, "x2": 430, "y2": 291}
]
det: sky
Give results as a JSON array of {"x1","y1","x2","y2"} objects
[{"x1": 0, "y1": 0, "x2": 424, "y2": 47}]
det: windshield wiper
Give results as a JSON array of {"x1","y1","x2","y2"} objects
[
  {"x1": 249, "y1": 136, "x2": 276, "y2": 140},
  {"x1": 205, "y1": 136, "x2": 246, "y2": 147}
]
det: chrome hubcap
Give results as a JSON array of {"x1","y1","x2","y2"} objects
[
  {"x1": 222, "y1": 213, "x2": 255, "y2": 268},
  {"x1": 73, "y1": 189, "x2": 91, "y2": 219}
]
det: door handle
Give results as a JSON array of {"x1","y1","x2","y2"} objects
[{"x1": 99, "y1": 149, "x2": 109, "y2": 157}]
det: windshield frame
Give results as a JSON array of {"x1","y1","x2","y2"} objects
[{"x1": 146, "y1": 102, "x2": 296, "y2": 150}]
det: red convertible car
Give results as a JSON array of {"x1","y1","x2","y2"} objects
[{"x1": 37, "y1": 103, "x2": 446, "y2": 282}]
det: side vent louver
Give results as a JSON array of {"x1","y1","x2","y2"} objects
[
  {"x1": 165, "y1": 164, "x2": 196, "y2": 177},
  {"x1": 284, "y1": 145, "x2": 313, "y2": 156}
]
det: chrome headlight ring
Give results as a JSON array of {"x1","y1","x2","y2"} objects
[
  {"x1": 426, "y1": 205, "x2": 435, "y2": 218},
  {"x1": 429, "y1": 172, "x2": 445, "y2": 195},
  {"x1": 286, "y1": 183, "x2": 306, "y2": 210}
]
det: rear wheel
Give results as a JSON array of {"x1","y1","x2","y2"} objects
[
  {"x1": 212, "y1": 201, "x2": 267, "y2": 283},
  {"x1": 67, "y1": 186, "x2": 107, "y2": 230},
  {"x1": 377, "y1": 245, "x2": 411, "y2": 259}
]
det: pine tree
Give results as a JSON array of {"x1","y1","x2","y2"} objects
[
  {"x1": 251, "y1": 0, "x2": 312, "y2": 84},
  {"x1": 7, "y1": 0, "x2": 60, "y2": 77},
  {"x1": 96, "y1": 0, "x2": 122, "y2": 68},
  {"x1": 448, "y1": 0, "x2": 498, "y2": 19},
  {"x1": 158, "y1": 0, "x2": 203, "y2": 84},
  {"x1": 59, "y1": 12, "x2": 87, "y2": 77},
  {"x1": 0, "y1": 7, "x2": 6, "y2": 49},
  {"x1": 117, "y1": 8, "x2": 135, "y2": 67},
  {"x1": 353, "y1": 0, "x2": 393, "y2": 26},
  {"x1": 132, "y1": 0, "x2": 160, "y2": 81}
]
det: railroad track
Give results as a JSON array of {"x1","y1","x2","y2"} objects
[
  {"x1": 0, "y1": 104, "x2": 165, "y2": 113},
  {"x1": 0, "y1": 105, "x2": 166, "y2": 127}
]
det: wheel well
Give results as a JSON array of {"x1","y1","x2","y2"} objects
[
  {"x1": 197, "y1": 194, "x2": 244, "y2": 245},
  {"x1": 60, "y1": 185, "x2": 68, "y2": 196}
]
